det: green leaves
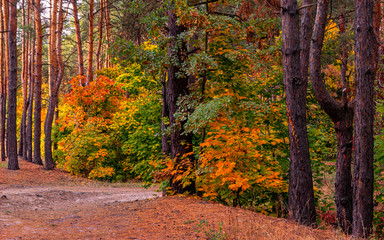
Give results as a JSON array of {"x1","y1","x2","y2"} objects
[{"x1": 184, "y1": 96, "x2": 231, "y2": 134}]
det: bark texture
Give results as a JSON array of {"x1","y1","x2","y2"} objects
[
  {"x1": 19, "y1": 0, "x2": 30, "y2": 159},
  {"x1": 72, "y1": 0, "x2": 84, "y2": 76},
  {"x1": 281, "y1": 0, "x2": 316, "y2": 226},
  {"x1": 1, "y1": 0, "x2": 9, "y2": 161},
  {"x1": 33, "y1": 0, "x2": 43, "y2": 165},
  {"x1": 161, "y1": 73, "x2": 170, "y2": 157},
  {"x1": 26, "y1": 39, "x2": 34, "y2": 162},
  {"x1": 166, "y1": 8, "x2": 195, "y2": 194},
  {"x1": 0, "y1": 0, "x2": 5, "y2": 161},
  {"x1": 96, "y1": 0, "x2": 104, "y2": 70},
  {"x1": 7, "y1": 0, "x2": 19, "y2": 170},
  {"x1": 87, "y1": 0, "x2": 94, "y2": 85},
  {"x1": 104, "y1": 0, "x2": 112, "y2": 67},
  {"x1": 44, "y1": 0, "x2": 64, "y2": 170},
  {"x1": 353, "y1": 0, "x2": 377, "y2": 237},
  {"x1": 309, "y1": 0, "x2": 353, "y2": 233}
]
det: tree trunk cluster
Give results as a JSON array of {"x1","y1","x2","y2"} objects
[
  {"x1": 281, "y1": 0, "x2": 378, "y2": 237},
  {"x1": 0, "y1": 0, "x2": 108, "y2": 171}
]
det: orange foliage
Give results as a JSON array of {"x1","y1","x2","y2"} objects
[
  {"x1": 197, "y1": 117, "x2": 286, "y2": 204},
  {"x1": 56, "y1": 75, "x2": 125, "y2": 179},
  {"x1": 197, "y1": 117, "x2": 286, "y2": 203}
]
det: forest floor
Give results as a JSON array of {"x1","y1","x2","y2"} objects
[{"x1": 0, "y1": 159, "x2": 350, "y2": 240}]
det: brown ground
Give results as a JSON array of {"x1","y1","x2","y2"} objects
[{"x1": 0, "y1": 159, "x2": 349, "y2": 240}]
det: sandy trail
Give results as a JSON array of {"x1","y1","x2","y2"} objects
[{"x1": 0, "y1": 159, "x2": 342, "y2": 240}]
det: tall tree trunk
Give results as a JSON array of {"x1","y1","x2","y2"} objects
[
  {"x1": 44, "y1": 0, "x2": 64, "y2": 170},
  {"x1": 19, "y1": 0, "x2": 30, "y2": 159},
  {"x1": 166, "y1": 7, "x2": 195, "y2": 194},
  {"x1": 7, "y1": 0, "x2": 19, "y2": 170},
  {"x1": 33, "y1": 0, "x2": 43, "y2": 165},
  {"x1": 104, "y1": 0, "x2": 112, "y2": 68},
  {"x1": 87, "y1": 0, "x2": 94, "y2": 85},
  {"x1": 23, "y1": 0, "x2": 31, "y2": 159},
  {"x1": 72, "y1": 0, "x2": 84, "y2": 76},
  {"x1": 353, "y1": 0, "x2": 377, "y2": 237},
  {"x1": 309, "y1": 0, "x2": 353, "y2": 233},
  {"x1": 96, "y1": 0, "x2": 103, "y2": 70},
  {"x1": 0, "y1": 0, "x2": 4, "y2": 161},
  {"x1": 161, "y1": 73, "x2": 170, "y2": 158},
  {"x1": 1, "y1": 0, "x2": 9, "y2": 161},
  {"x1": 53, "y1": 100, "x2": 59, "y2": 151},
  {"x1": 26, "y1": 36, "x2": 34, "y2": 162},
  {"x1": 281, "y1": 0, "x2": 316, "y2": 226}
]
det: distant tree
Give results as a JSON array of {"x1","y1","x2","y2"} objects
[
  {"x1": 33, "y1": 0, "x2": 43, "y2": 165},
  {"x1": 0, "y1": 0, "x2": 3, "y2": 161},
  {"x1": 19, "y1": 0, "x2": 31, "y2": 159},
  {"x1": 72, "y1": 0, "x2": 84, "y2": 77},
  {"x1": 7, "y1": 0, "x2": 19, "y2": 170},
  {"x1": 104, "y1": 0, "x2": 112, "y2": 67},
  {"x1": 44, "y1": 0, "x2": 65, "y2": 170},
  {"x1": 87, "y1": 0, "x2": 94, "y2": 85},
  {"x1": 1, "y1": 0, "x2": 9, "y2": 161},
  {"x1": 96, "y1": 0, "x2": 104, "y2": 70},
  {"x1": 26, "y1": 33, "x2": 34, "y2": 162}
]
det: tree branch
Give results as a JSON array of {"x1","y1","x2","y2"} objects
[
  {"x1": 190, "y1": 0, "x2": 219, "y2": 7},
  {"x1": 211, "y1": 11, "x2": 243, "y2": 22}
]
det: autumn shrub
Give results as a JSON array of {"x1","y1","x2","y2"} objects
[
  {"x1": 196, "y1": 116, "x2": 287, "y2": 213},
  {"x1": 54, "y1": 75, "x2": 125, "y2": 179},
  {"x1": 55, "y1": 65, "x2": 163, "y2": 182}
]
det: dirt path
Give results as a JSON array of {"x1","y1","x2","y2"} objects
[{"x1": 0, "y1": 159, "x2": 345, "y2": 240}]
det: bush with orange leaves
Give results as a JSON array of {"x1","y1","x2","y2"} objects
[
  {"x1": 55, "y1": 75, "x2": 125, "y2": 179},
  {"x1": 197, "y1": 117, "x2": 287, "y2": 212}
]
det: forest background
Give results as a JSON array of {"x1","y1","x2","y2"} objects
[{"x1": 0, "y1": 0, "x2": 383, "y2": 238}]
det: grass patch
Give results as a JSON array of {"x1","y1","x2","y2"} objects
[{"x1": 0, "y1": 162, "x2": 7, "y2": 168}]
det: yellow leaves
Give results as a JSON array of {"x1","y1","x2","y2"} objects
[
  {"x1": 88, "y1": 166, "x2": 115, "y2": 179},
  {"x1": 324, "y1": 20, "x2": 339, "y2": 42},
  {"x1": 142, "y1": 41, "x2": 157, "y2": 51}
]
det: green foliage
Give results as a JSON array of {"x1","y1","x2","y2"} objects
[
  {"x1": 374, "y1": 100, "x2": 384, "y2": 238},
  {"x1": 195, "y1": 220, "x2": 228, "y2": 240},
  {"x1": 113, "y1": 89, "x2": 162, "y2": 183}
]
